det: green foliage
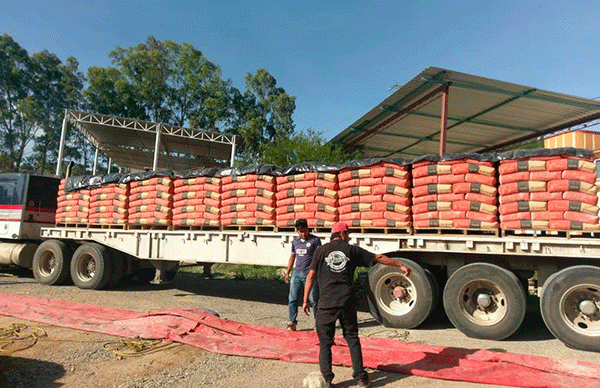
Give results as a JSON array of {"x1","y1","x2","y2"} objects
[{"x1": 258, "y1": 128, "x2": 354, "y2": 166}]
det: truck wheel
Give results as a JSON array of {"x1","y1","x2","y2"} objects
[
  {"x1": 443, "y1": 263, "x2": 526, "y2": 340},
  {"x1": 32, "y1": 240, "x2": 72, "y2": 285},
  {"x1": 540, "y1": 266, "x2": 600, "y2": 352},
  {"x1": 70, "y1": 243, "x2": 113, "y2": 290},
  {"x1": 368, "y1": 258, "x2": 435, "y2": 328}
]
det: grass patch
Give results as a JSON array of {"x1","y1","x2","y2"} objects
[{"x1": 181, "y1": 263, "x2": 285, "y2": 281}]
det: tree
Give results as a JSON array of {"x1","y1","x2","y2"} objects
[
  {"x1": 0, "y1": 34, "x2": 37, "y2": 172},
  {"x1": 259, "y1": 129, "x2": 353, "y2": 166},
  {"x1": 234, "y1": 68, "x2": 296, "y2": 163}
]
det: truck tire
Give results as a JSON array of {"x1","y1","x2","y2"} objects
[
  {"x1": 32, "y1": 240, "x2": 72, "y2": 285},
  {"x1": 540, "y1": 265, "x2": 600, "y2": 352},
  {"x1": 368, "y1": 258, "x2": 435, "y2": 329},
  {"x1": 70, "y1": 243, "x2": 113, "y2": 290},
  {"x1": 443, "y1": 263, "x2": 526, "y2": 340}
]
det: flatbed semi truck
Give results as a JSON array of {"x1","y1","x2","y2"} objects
[{"x1": 2, "y1": 171, "x2": 600, "y2": 353}]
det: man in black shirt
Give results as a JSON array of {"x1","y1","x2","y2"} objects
[{"x1": 303, "y1": 221, "x2": 410, "y2": 388}]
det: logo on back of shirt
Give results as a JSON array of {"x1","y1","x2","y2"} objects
[{"x1": 325, "y1": 251, "x2": 349, "y2": 273}]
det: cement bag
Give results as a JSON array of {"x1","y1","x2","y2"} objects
[
  {"x1": 498, "y1": 181, "x2": 546, "y2": 195},
  {"x1": 466, "y1": 211, "x2": 498, "y2": 223},
  {"x1": 549, "y1": 220, "x2": 600, "y2": 231},
  {"x1": 412, "y1": 164, "x2": 452, "y2": 178},
  {"x1": 413, "y1": 212, "x2": 439, "y2": 221},
  {"x1": 465, "y1": 173, "x2": 497, "y2": 186},
  {"x1": 499, "y1": 160, "x2": 546, "y2": 174},
  {"x1": 414, "y1": 219, "x2": 453, "y2": 228},
  {"x1": 412, "y1": 194, "x2": 438, "y2": 205},
  {"x1": 547, "y1": 158, "x2": 596, "y2": 173},
  {"x1": 529, "y1": 171, "x2": 562, "y2": 182},
  {"x1": 453, "y1": 219, "x2": 498, "y2": 229},
  {"x1": 564, "y1": 211, "x2": 599, "y2": 224},
  {"x1": 452, "y1": 201, "x2": 496, "y2": 215},
  {"x1": 453, "y1": 182, "x2": 497, "y2": 196},
  {"x1": 500, "y1": 212, "x2": 532, "y2": 222},
  {"x1": 530, "y1": 191, "x2": 563, "y2": 201},
  {"x1": 499, "y1": 193, "x2": 531, "y2": 204},
  {"x1": 465, "y1": 192, "x2": 497, "y2": 205},
  {"x1": 413, "y1": 202, "x2": 452, "y2": 214},
  {"x1": 548, "y1": 200, "x2": 599, "y2": 215},
  {"x1": 499, "y1": 201, "x2": 547, "y2": 214},
  {"x1": 548, "y1": 180, "x2": 597, "y2": 195},
  {"x1": 562, "y1": 170, "x2": 597, "y2": 184},
  {"x1": 499, "y1": 172, "x2": 530, "y2": 184},
  {"x1": 451, "y1": 163, "x2": 495, "y2": 176},
  {"x1": 88, "y1": 216, "x2": 126, "y2": 224},
  {"x1": 501, "y1": 220, "x2": 549, "y2": 230},
  {"x1": 438, "y1": 174, "x2": 465, "y2": 184},
  {"x1": 563, "y1": 191, "x2": 599, "y2": 205},
  {"x1": 530, "y1": 211, "x2": 564, "y2": 221},
  {"x1": 173, "y1": 218, "x2": 220, "y2": 227},
  {"x1": 413, "y1": 184, "x2": 452, "y2": 197}
]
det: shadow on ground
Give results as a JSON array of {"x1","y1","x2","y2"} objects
[{"x1": 0, "y1": 355, "x2": 65, "y2": 388}]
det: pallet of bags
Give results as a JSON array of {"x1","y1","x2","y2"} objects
[
  {"x1": 411, "y1": 154, "x2": 498, "y2": 230},
  {"x1": 337, "y1": 158, "x2": 411, "y2": 229},
  {"x1": 497, "y1": 148, "x2": 600, "y2": 232},
  {"x1": 275, "y1": 162, "x2": 339, "y2": 229},
  {"x1": 218, "y1": 165, "x2": 278, "y2": 228},
  {"x1": 121, "y1": 171, "x2": 174, "y2": 227},
  {"x1": 88, "y1": 174, "x2": 128, "y2": 226},
  {"x1": 172, "y1": 167, "x2": 221, "y2": 228},
  {"x1": 56, "y1": 176, "x2": 90, "y2": 225}
]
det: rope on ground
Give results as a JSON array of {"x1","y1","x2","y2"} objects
[
  {"x1": 0, "y1": 323, "x2": 47, "y2": 353},
  {"x1": 103, "y1": 339, "x2": 180, "y2": 359}
]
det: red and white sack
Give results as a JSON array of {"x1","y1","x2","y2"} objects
[
  {"x1": 498, "y1": 151, "x2": 599, "y2": 231},
  {"x1": 56, "y1": 178, "x2": 89, "y2": 224},
  {"x1": 221, "y1": 174, "x2": 276, "y2": 227},
  {"x1": 88, "y1": 183, "x2": 129, "y2": 225},
  {"x1": 337, "y1": 161, "x2": 410, "y2": 228},
  {"x1": 275, "y1": 172, "x2": 338, "y2": 228},
  {"x1": 412, "y1": 158, "x2": 497, "y2": 230},
  {"x1": 127, "y1": 176, "x2": 174, "y2": 226},
  {"x1": 173, "y1": 176, "x2": 221, "y2": 228}
]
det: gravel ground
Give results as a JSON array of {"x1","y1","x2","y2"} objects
[{"x1": 1, "y1": 267, "x2": 600, "y2": 388}]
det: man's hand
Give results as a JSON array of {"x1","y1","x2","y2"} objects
[
  {"x1": 302, "y1": 301, "x2": 311, "y2": 316},
  {"x1": 400, "y1": 264, "x2": 411, "y2": 277},
  {"x1": 285, "y1": 271, "x2": 291, "y2": 283}
]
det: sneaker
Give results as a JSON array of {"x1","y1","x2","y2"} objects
[
  {"x1": 326, "y1": 381, "x2": 334, "y2": 388},
  {"x1": 286, "y1": 321, "x2": 297, "y2": 331},
  {"x1": 358, "y1": 378, "x2": 371, "y2": 387}
]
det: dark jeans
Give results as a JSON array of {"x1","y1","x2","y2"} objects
[
  {"x1": 316, "y1": 304, "x2": 367, "y2": 383},
  {"x1": 288, "y1": 270, "x2": 318, "y2": 323}
]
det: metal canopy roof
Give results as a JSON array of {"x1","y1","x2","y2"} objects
[
  {"x1": 58, "y1": 110, "x2": 237, "y2": 174},
  {"x1": 332, "y1": 67, "x2": 600, "y2": 158}
]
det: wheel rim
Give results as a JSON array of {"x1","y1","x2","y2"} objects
[
  {"x1": 559, "y1": 284, "x2": 600, "y2": 337},
  {"x1": 39, "y1": 251, "x2": 57, "y2": 276},
  {"x1": 75, "y1": 254, "x2": 96, "y2": 282},
  {"x1": 375, "y1": 272, "x2": 416, "y2": 316},
  {"x1": 457, "y1": 279, "x2": 507, "y2": 326}
]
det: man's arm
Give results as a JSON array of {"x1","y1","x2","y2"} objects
[
  {"x1": 285, "y1": 253, "x2": 296, "y2": 283},
  {"x1": 374, "y1": 254, "x2": 411, "y2": 276},
  {"x1": 302, "y1": 269, "x2": 317, "y2": 315}
]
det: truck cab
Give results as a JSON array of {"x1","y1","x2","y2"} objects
[{"x1": 0, "y1": 173, "x2": 59, "y2": 267}]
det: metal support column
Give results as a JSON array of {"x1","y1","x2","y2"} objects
[
  {"x1": 92, "y1": 147, "x2": 99, "y2": 175},
  {"x1": 55, "y1": 111, "x2": 69, "y2": 177},
  {"x1": 439, "y1": 84, "x2": 449, "y2": 156},
  {"x1": 153, "y1": 124, "x2": 161, "y2": 171},
  {"x1": 107, "y1": 158, "x2": 112, "y2": 174},
  {"x1": 230, "y1": 135, "x2": 237, "y2": 167}
]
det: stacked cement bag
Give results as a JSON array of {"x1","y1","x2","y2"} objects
[
  {"x1": 56, "y1": 177, "x2": 90, "y2": 224},
  {"x1": 172, "y1": 168, "x2": 221, "y2": 228},
  {"x1": 88, "y1": 174, "x2": 128, "y2": 225},
  {"x1": 275, "y1": 163, "x2": 339, "y2": 229},
  {"x1": 498, "y1": 148, "x2": 599, "y2": 231},
  {"x1": 122, "y1": 171, "x2": 174, "y2": 227},
  {"x1": 337, "y1": 159, "x2": 411, "y2": 228},
  {"x1": 411, "y1": 154, "x2": 498, "y2": 230},
  {"x1": 219, "y1": 165, "x2": 278, "y2": 227}
]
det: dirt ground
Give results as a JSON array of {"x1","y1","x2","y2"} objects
[{"x1": 1, "y1": 267, "x2": 600, "y2": 388}]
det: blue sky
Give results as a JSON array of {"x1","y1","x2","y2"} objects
[{"x1": 2, "y1": 1, "x2": 600, "y2": 140}]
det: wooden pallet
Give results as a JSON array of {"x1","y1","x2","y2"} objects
[
  {"x1": 87, "y1": 223, "x2": 127, "y2": 229},
  {"x1": 501, "y1": 229, "x2": 599, "y2": 239},
  {"x1": 222, "y1": 225, "x2": 277, "y2": 232},
  {"x1": 413, "y1": 227, "x2": 500, "y2": 237},
  {"x1": 350, "y1": 227, "x2": 413, "y2": 235},
  {"x1": 171, "y1": 225, "x2": 221, "y2": 231},
  {"x1": 55, "y1": 222, "x2": 89, "y2": 228}
]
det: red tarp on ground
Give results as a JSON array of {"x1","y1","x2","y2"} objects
[{"x1": 1, "y1": 294, "x2": 599, "y2": 388}]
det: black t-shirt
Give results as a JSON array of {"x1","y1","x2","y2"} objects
[{"x1": 310, "y1": 239, "x2": 375, "y2": 309}]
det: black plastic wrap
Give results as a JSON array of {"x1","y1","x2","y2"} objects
[
  {"x1": 215, "y1": 164, "x2": 281, "y2": 177},
  {"x1": 174, "y1": 167, "x2": 220, "y2": 179},
  {"x1": 118, "y1": 170, "x2": 175, "y2": 184},
  {"x1": 279, "y1": 162, "x2": 342, "y2": 176},
  {"x1": 64, "y1": 175, "x2": 93, "y2": 192},
  {"x1": 409, "y1": 154, "x2": 441, "y2": 165},
  {"x1": 88, "y1": 173, "x2": 123, "y2": 188},
  {"x1": 495, "y1": 147, "x2": 595, "y2": 161},
  {"x1": 439, "y1": 152, "x2": 497, "y2": 163},
  {"x1": 340, "y1": 157, "x2": 410, "y2": 170}
]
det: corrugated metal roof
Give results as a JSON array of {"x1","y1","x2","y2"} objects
[
  {"x1": 64, "y1": 110, "x2": 237, "y2": 171},
  {"x1": 332, "y1": 67, "x2": 600, "y2": 158}
]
